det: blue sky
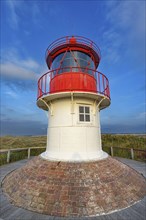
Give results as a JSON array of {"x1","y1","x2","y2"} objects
[{"x1": 0, "y1": 0, "x2": 145, "y2": 135}]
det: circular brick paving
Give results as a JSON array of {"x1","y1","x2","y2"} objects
[{"x1": 2, "y1": 156, "x2": 146, "y2": 217}]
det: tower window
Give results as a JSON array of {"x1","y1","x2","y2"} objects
[{"x1": 79, "y1": 106, "x2": 90, "y2": 122}]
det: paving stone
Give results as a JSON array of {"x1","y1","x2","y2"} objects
[{"x1": 2, "y1": 156, "x2": 146, "y2": 218}]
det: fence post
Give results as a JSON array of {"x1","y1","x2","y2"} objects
[
  {"x1": 131, "y1": 148, "x2": 134, "y2": 160},
  {"x1": 110, "y1": 146, "x2": 114, "y2": 157},
  {"x1": 28, "y1": 148, "x2": 31, "y2": 159},
  {"x1": 7, "y1": 150, "x2": 10, "y2": 163}
]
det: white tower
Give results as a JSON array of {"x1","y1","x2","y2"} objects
[{"x1": 37, "y1": 36, "x2": 110, "y2": 161}]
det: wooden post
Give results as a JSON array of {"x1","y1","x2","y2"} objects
[
  {"x1": 7, "y1": 150, "x2": 10, "y2": 163},
  {"x1": 131, "y1": 148, "x2": 134, "y2": 160},
  {"x1": 110, "y1": 146, "x2": 114, "y2": 157},
  {"x1": 28, "y1": 148, "x2": 30, "y2": 159}
]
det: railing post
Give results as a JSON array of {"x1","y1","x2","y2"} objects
[
  {"x1": 110, "y1": 146, "x2": 114, "y2": 157},
  {"x1": 98, "y1": 72, "x2": 101, "y2": 92},
  {"x1": 45, "y1": 74, "x2": 46, "y2": 94},
  {"x1": 28, "y1": 148, "x2": 31, "y2": 159},
  {"x1": 102, "y1": 75, "x2": 105, "y2": 92},
  {"x1": 131, "y1": 148, "x2": 134, "y2": 160},
  {"x1": 7, "y1": 150, "x2": 10, "y2": 163}
]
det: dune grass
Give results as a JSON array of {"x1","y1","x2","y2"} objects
[
  {"x1": 0, "y1": 134, "x2": 145, "y2": 165},
  {"x1": 0, "y1": 135, "x2": 47, "y2": 149},
  {"x1": 102, "y1": 134, "x2": 146, "y2": 150},
  {"x1": 1, "y1": 134, "x2": 145, "y2": 150},
  {"x1": 0, "y1": 136, "x2": 47, "y2": 165}
]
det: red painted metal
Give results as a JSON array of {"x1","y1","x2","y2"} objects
[
  {"x1": 69, "y1": 36, "x2": 77, "y2": 44},
  {"x1": 37, "y1": 67, "x2": 110, "y2": 100},
  {"x1": 50, "y1": 72, "x2": 96, "y2": 93},
  {"x1": 46, "y1": 36, "x2": 101, "y2": 69}
]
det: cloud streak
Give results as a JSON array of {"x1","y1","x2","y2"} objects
[
  {"x1": 4, "y1": 89, "x2": 18, "y2": 99},
  {"x1": 101, "y1": 1, "x2": 145, "y2": 65},
  {"x1": 1, "y1": 62, "x2": 37, "y2": 80},
  {"x1": 1, "y1": 48, "x2": 40, "y2": 81},
  {"x1": 6, "y1": 0, "x2": 21, "y2": 29},
  {"x1": 5, "y1": 0, "x2": 44, "y2": 30}
]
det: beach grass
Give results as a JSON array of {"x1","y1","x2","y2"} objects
[{"x1": 0, "y1": 134, "x2": 145, "y2": 165}]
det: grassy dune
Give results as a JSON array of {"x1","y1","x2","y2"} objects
[
  {"x1": 0, "y1": 136, "x2": 47, "y2": 165},
  {"x1": 102, "y1": 134, "x2": 146, "y2": 150},
  {"x1": 102, "y1": 134, "x2": 146, "y2": 162},
  {"x1": 0, "y1": 135, "x2": 47, "y2": 149},
  {"x1": 0, "y1": 134, "x2": 145, "y2": 150},
  {"x1": 0, "y1": 134, "x2": 145, "y2": 165}
]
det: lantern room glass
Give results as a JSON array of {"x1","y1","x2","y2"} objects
[{"x1": 52, "y1": 51, "x2": 95, "y2": 76}]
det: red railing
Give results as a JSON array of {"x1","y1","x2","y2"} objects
[
  {"x1": 37, "y1": 67, "x2": 110, "y2": 99},
  {"x1": 46, "y1": 36, "x2": 101, "y2": 59}
]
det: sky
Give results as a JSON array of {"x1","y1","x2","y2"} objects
[{"x1": 0, "y1": 0, "x2": 145, "y2": 136}]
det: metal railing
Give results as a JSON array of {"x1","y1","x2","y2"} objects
[
  {"x1": 37, "y1": 67, "x2": 110, "y2": 99},
  {"x1": 46, "y1": 35, "x2": 101, "y2": 59},
  {"x1": 0, "y1": 147, "x2": 46, "y2": 164},
  {"x1": 102, "y1": 146, "x2": 146, "y2": 162}
]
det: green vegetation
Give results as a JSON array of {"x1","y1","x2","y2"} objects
[
  {"x1": 0, "y1": 135, "x2": 47, "y2": 149},
  {"x1": 0, "y1": 134, "x2": 145, "y2": 166},
  {"x1": 0, "y1": 148, "x2": 45, "y2": 166},
  {"x1": 1, "y1": 134, "x2": 145, "y2": 150},
  {"x1": 102, "y1": 134, "x2": 146, "y2": 150},
  {"x1": 102, "y1": 134, "x2": 146, "y2": 162},
  {"x1": 0, "y1": 136, "x2": 46, "y2": 166},
  {"x1": 0, "y1": 153, "x2": 7, "y2": 166}
]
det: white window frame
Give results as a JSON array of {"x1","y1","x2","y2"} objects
[{"x1": 78, "y1": 105, "x2": 91, "y2": 123}]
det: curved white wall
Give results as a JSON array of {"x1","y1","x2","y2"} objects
[{"x1": 41, "y1": 97, "x2": 108, "y2": 161}]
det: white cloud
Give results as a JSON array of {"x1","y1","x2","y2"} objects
[
  {"x1": 102, "y1": 1, "x2": 145, "y2": 64},
  {"x1": 0, "y1": 48, "x2": 41, "y2": 80},
  {"x1": 5, "y1": 1, "x2": 42, "y2": 30},
  {"x1": 6, "y1": 0, "x2": 21, "y2": 29},
  {"x1": 5, "y1": 90, "x2": 18, "y2": 98},
  {"x1": 21, "y1": 59, "x2": 39, "y2": 70},
  {"x1": 1, "y1": 62, "x2": 37, "y2": 80},
  {"x1": 1, "y1": 48, "x2": 19, "y2": 63},
  {"x1": 32, "y1": 3, "x2": 41, "y2": 25},
  {"x1": 106, "y1": 1, "x2": 145, "y2": 34}
]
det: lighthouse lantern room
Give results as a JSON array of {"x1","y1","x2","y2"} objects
[{"x1": 37, "y1": 36, "x2": 110, "y2": 161}]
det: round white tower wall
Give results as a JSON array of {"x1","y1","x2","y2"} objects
[{"x1": 41, "y1": 97, "x2": 108, "y2": 161}]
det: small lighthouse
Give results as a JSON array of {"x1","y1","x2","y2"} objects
[
  {"x1": 3, "y1": 36, "x2": 145, "y2": 218},
  {"x1": 37, "y1": 36, "x2": 110, "y2": 161}
]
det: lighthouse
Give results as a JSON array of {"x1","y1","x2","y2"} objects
[
  {"x1": 3, "y1": 36, "x2": 145, "y2": 218},
  {"x1": 37, "y1": 36, "x2": 110, "y2": 161}
]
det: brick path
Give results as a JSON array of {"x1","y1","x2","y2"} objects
[{"x1": 2, "y1": 156, "x2": 146, "y2": 217}]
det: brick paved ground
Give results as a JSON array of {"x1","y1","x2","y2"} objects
[{"x1": 2, "y1": 156, "x2": 146, "y2": 217}]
